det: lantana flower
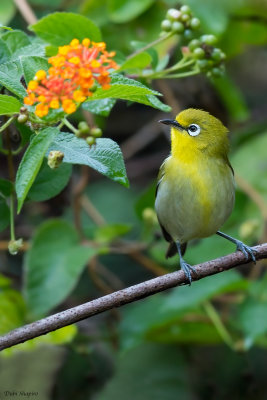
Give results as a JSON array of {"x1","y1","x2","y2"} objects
[{"x1": 24, "y1": 38, "x2": 118, "y2": 118}]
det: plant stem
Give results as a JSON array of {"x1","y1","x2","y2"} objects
[
  {"x1": 145, "y1": 68, "x2": 199, "y2": 80},
  {"x1": 203, "y1": 300, "x2": 235, "y2": 350},
  {"x1": 127, "y1": 32, "x2": 174, "y2": 60},
  {"x1": 9, "y1": 193, "x2": 16, "y2": 241},
  {"x1": 61, "y1": 117, "x2": 78, "y2": 134},
  {"x1": 0, "y1": 116, "x2": 16, "y2": 133},
  {"x1": 57, "y1": 120, "x2": 65, "y2": 130}
]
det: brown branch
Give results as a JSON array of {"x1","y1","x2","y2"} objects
[
  {"x1": 13, "y1": 0, "x2": 38, "y2": 25},
  {"x1": 1, "y1": 243, "x2": 267, "y2": 351}
]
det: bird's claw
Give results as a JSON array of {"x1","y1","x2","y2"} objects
[
  {"x1": 180, "y1": 261, "x2": 198, "y2": 285},
  {"x1": 236, "y1": 240, "x2": 257, "y2": 264}
]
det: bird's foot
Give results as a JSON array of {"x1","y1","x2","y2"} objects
[
  {"x1": 180, "y1": 260, "x2": 197, "y2": 285},
  {"x1": 236, "y1": 240, "x2": 257, "y2": 264}
]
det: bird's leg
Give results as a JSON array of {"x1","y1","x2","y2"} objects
[
  {"x1": 216, "y1": 231, "x2": 257, "y2": 263},
  {"x1": 176, "y1": 241, "x2": 197, "y2": 285}
]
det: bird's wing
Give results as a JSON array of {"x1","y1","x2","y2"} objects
[
  {"x1": 155, "y1": 157, "x2": 187, "y2": 258},
  {"x1": 226, "y1": 156, "x2": 234, "y2": 176}
]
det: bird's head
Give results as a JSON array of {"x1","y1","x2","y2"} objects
[{"x1": 159, "y1": 108, "x2": 229, "y2": 158}]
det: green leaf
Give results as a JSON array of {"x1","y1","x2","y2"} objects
[
  {"x1": 212, "y1": 74, "x2": 249, "y2": 122},
  {"x1": 85, "y1": 73, "x2": 168, "y2": 110},
  {"x1": 30, "y1": 12, "x2": 101, "y2": 46},
  {"x1": 0, "y1": 0, "x2": 16, "y2": 26},
  {"x1": 239, "y1": 299, "x2": 267, "y2": 346},
  {"x1": 231, "y1": 132, "x2": 267, "y2": 202},
  {"x1": 82, "y1": 98, "x2": 116, "y2": 117},
  {"x1": 0, "y1": 276, "x2": 25, "y2": 335},
  {"x1": 118, "y1": 52, "x2": 152, "y2": 71},
  {"x1": 120, "y1": 270, "x2": 247, "y2": 349},
  {"x1": 0, "y1": 178, "x2": 13, "y2": 197},
  {"x1": 0, "y1": 38, "x2": 11, "y2": 63},
  {"x1": 1, "y1": 30, "x2": 30, "y2": 53},
  {"x1": 0, "y1": 61, "x2": 26, "y2": 97},
  {"x1": 108, "y1": 0, "x2": 156, "y2": 23},
  {"x1": 97, "y1": 343, "x2": 194, "y2": 400},
  {"x1": 0, "y1": 198, "x2": 10, "y2": 232},
  {"x1": 15, "y1": 127, "x2": 59, "y2": 213},
  {"x1": 20, "y1": 56, "x2": 49, "y2": 85},
  {"x1": 15, "y1": 120, "x2": 33, "y2": 147},
  {"x1": 11, "y1": 43, "x2": 46, "y2": 61},
  {"x1": 0, "y1": 94, "x2": 21, "y2": 115},
  {"x1": 27, "y1": 160, "x2": 72, "y2": 202},
  {"x1": 149, "y1": 318, "x2": 222, "y2": 345},
  {"x1": 24, "y1": 219, "x2": 96, "y2": 318},
  {"x1": 94, "y1": 223, "x2": 131, "y2": 243},
  {"x1": 143, "y1": 95, "x2": 172, "y2": 112},
  {"x1": 185, "y1": 0, "x2": 231, "y2": 34},
  {"x1": 48, "y1": 132, "x2": 129, "y2": 187}
]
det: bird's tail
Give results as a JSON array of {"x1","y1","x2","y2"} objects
[{"x1": 166, "y1": 242, "x2": 187, "y2": 258}]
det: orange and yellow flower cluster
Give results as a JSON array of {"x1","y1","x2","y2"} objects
[{"x1": 24, "y1": 38, "x2": 118, "y2": 118}]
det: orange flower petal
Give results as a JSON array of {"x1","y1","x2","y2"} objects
[{"x1": 35, "y1": 103, "x2": 49, "y2": 117}]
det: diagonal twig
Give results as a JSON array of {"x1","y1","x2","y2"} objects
[{"x1": 1, "y1": 243, "x2": 267, "y2": 351}]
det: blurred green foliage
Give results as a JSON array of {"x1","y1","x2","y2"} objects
[{"x1": 0, "y1": 0, "x2": 267, "y2": 399}]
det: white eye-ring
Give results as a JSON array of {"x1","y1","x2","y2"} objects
[{"x1": 188, "y1": 123, "x2": 201, "y2": 136}]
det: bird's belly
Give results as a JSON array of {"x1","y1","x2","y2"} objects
[{"x1": 155, "y1": 159, "x2": 235, "y2": 243}]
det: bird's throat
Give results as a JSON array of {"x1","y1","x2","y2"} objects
[{"x1": 171, "y1": 129, "x2": 202, "y2": 163}]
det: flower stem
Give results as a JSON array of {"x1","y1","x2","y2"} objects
[
  {"x1": 203, "y1": 300, "x2": 235, "y2": 350},
  {"x1": 127, "y1": 32, "x2": 174, "y2": 60},
  {"x1": 61, "y1": 117, "x2": 79, "y2": 134},
  {"x1": 0, "y1": 116, "x2": 16, "y2": 133}
]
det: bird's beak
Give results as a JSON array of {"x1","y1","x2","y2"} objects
[{"x1": 158, "y1": 119, "x2": 184, "y2": 131}]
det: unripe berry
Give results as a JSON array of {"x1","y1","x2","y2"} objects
[
  {"x1": 86, "y1": 136, "x2": 96, "y2": 146},
  {"x1": 188, "y1": 39, "x2": 200, "y2": 51},
  {"x1": 78, "y1": 121, "x2": 90, "y2": 134},
  {"x1": 211, "y1": 67, "x2": 224, "y2": 77},
  {"x1": 183, "y1": 29, "x2": 193, "y2": 40},
  {"x1": 161, "y1": 19, "x2": 172, "y2": 32},
  {"x1": 190, "y1": 17, "x2": 200, "y2": 30},
  {"x1": 166, "y1": 8, "x2": 181, "y2": 21},
  {"x1": 201, "y1": 34, "x2": 217, "y2": 45},
  {"x1": 17, "y1": 114, "x2": 28, "y2": 124},
  {"x1": 196, "y1": 59, "x2": 209, "y2": 69},
  {"x1": 181, "y1": 13, "x2": 190, "y2": 22},
  {"x1": 180, "y1": 5, "x2": 191, "y2": 14},
  {"x1": 193, "y1": 47, "x2": 205, "y2": 59},
  {"x1": 211, "y1": 48, "x2": 222, "y2": 61},
  {"x1": 172, "y1": 21, "x2": 184, "y2": 33},
  {"x1": 90, "y1": 127, "x2": 102, "y2": 138}
]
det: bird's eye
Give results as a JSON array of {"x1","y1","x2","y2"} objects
[{"x1": 188, "y1": 124, "x2": 201, "y2": 137}]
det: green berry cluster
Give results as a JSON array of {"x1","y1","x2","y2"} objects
[
  {"x1": 161, "y1": 5, "x2": 200, "y2": 37},
  {"x1": 161, "y1": 5, "x2": 226, "y2": 78},
  {"x1": 188, "y1": 34, "x2": 226, "y2": 77},
  {"x1": 76, "y1": 121, "x2": 102, "y2": 146}
]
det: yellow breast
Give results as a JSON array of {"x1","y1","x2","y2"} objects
[{"x1": 155, "y1": 153, "x2": 235, "y2": 243}]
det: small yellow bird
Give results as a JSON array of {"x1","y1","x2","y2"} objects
[{"x1": 155, "y1": 108, "x2": 256, "y2": 283}]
